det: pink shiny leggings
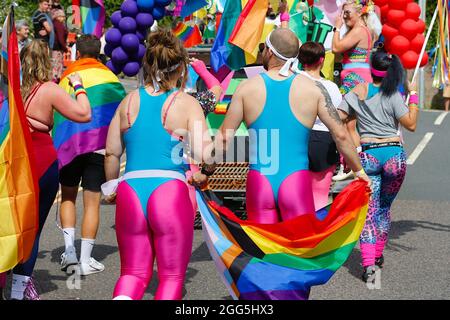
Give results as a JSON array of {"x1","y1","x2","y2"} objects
[
  {"x1": 310, "y1": 165, "x2": 336, "y2": 211},
  {"x1": 112, "y1": 180, "x2": 194, "y2": 300},
  {"x1": 246, "y1": 170, "x2": 315, "y2": 223}
]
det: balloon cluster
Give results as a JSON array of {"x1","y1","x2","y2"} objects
[
  {"x1": 375, "y1": 0, "x2": 428, "y2": 69},
  {"x1": 105, "y1": 0, "x2": 172, "y2": 76}
]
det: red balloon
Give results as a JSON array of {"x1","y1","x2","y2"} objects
[
  {"x1": 410, "y1": 34, "x2": 425, "y2": 53},
  {"x1": 390, "y1": 35, "x2": 410, "y2": 55},
  {"x1": 380, "y1": 4, "x2": 390, "y2": 21},
  {"x1": 375, "y1": 0, "x2": 388, "y2": 7},
  {"x1": 416, "y1": 19, "x2": 426, "y2": 34},
  {"x1": 420, "y1": 52, "x2": 429, "y2": 67},
  {"x1": 382, "y1": 24, "x2": 399, "y2": 41},
  {"x1": 389, "y1": 0, "x2": 407, "y2": 10},
  {"x1": 405, "y1": 2, "x2": 421, "y2": 20},
  {"x1": 400, "y1": 19, "x2": 419, "y2": 40},
  {"x1": 401, "y1": 50, "x2": 419, "y2": 69},
  {"x1": 387, "y1": 9, "x2": 406, "y2": 28}
]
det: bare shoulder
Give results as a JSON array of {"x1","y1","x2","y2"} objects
[
  {"x1": 294, "y1": 74, "x2": 321, "y2": 96},
  {"x1": 177, "y1": 91, "x2": 202, "y2": 113}
]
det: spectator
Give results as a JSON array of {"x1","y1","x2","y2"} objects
[
  {"x1": 52, "y1": 9, "x2": 68, "y2": 82},
  {"x1": 32, "y1": 0, "x2": 54, "y2": 48},
  {"x1": 16, "y1": 20, "x2": 31, "y2": 53}
]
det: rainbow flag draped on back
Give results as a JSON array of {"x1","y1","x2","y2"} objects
[
  {"x1": 53, "y1": 58, "x2": 126, "y2": 169},
  {"x1": 197, "y1": 180, "x2": 369, "y2": 300},
  {"x1": 0, "y1": 8, "x2": 39, "y2": 273},
  {"x1": 72, "y1": 0, "x2": 105, "y2": 38}
]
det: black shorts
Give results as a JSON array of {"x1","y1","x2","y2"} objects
[
  {"x1": 308, "y1": 130, "x2": 339, "y2": 172},
  {"x1": 59, "y1": 153, "x2": 106, "y2": 192}
]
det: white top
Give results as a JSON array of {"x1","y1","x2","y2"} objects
[{"x1": 299, "y1": 71, "x2": 342, "y2": 132}]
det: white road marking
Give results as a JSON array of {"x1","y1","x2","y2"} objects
[
  {"x1": 434, "y1": 112, "x2": 448, "y2": 126},
  {"x1": 406, "y1": 132, "x2": 434, "y2": 165}
]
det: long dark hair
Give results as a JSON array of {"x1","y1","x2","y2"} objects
[{"x1": 371, "y1": 50, "x2": 406, "y2": 98}]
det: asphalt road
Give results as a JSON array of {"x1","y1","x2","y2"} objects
[{"x1": 4, "y1": 79, "x2": 449, "y2": 300}]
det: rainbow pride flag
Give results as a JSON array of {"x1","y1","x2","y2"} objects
[
  {"x1": 72, "y1": 0, "x2": 105, "y2": 38},
  {"x1": 0, "y1": 8, "x2": 39, "y2": 273},
  {"x1": 197, "y1": 180, "x2": 369, "y2": 300},
  {"x1": 53, "y1": 58, "x2": 126, "y2": 169},
  {"x1": 173, "y1": 22, "x2": 203, "y2": 48}
]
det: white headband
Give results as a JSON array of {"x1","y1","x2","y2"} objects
[{"x1": 265, "y1": 31, "x2": 301, "y2": 77}]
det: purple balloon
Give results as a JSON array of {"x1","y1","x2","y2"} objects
[
  {"x1": 106, "y1": 60, "x2": 123, "y2": 75},
  {"x1": 123, "y1": 62, "x2": 141, "y2": 77},
  {"x1": 121, "y1": 0, "x2": 139, "y2": 17},
  {"x1": 112, "y1": 47, "x2": 130, "y2": 65},
  {"x1": 121, "y1": 33, "x2": 140, "y2": 53},
  {"x1": 136, "y1": 13, "x2": 154, "y2": 30},
  {"x1": 131, "y1": 44, "x2": 146, "y2": 62},
  {"x1": 105, "y1": 28, "x2": 122, "y2": 47},
  {"x1": 119, "y1": 17, "x2": 137, "y2": 34},
  {"x1": 104, "y1": 43, "x2": 115, "y2": 57},
  {"x1": 155, "y1": 0, "x2": 171, "y2": 6},
  {"x1": 111, "y1": 10, "x2": 122, "y2": 28},
  {"x1": 137, "y1": 0, "x2": 155, "y2": 12},
  {"x1": 152, "y1": 6, "x2": 166, "y2": 20},
  {"x1": 136, "y1": 29, "x2": 147, "y2": 42}
]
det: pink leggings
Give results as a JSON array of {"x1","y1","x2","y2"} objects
[
  {"x1": 112, "y1": 179, "x2": 194, "y2": 300},
  {"x1": 310, "y1": 166, "x2": 336, "y2": 211},
  {"x1": 246, "y1": 170, "x2": 315, "y2": 223}
]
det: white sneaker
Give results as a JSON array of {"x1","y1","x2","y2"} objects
[
  {"x1": 332, "y1": 169, "x2": 354, "y2": 181},
  {"x1": 79, "y1": 258, "x2": 105, "y2": 276},
  {"x1": 61, "y1": 246, "x2": 78, "y2": 272}
]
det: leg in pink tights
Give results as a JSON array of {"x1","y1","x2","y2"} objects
[
  {"x1": 113, "y1": 181, "x2": 154, "y2": 300},
  {"x1": 278, "y1": 170, "x2": 315, "y2": 221},
  {"x1": 310, "y1": 165, "x2": 336, "y2": 211},
  {"x1": 246, "y1": 170, "x2": 279, "y2": 223},
  {"x1": 147, "y1": 180, "x2": 194, "y2": 300}
]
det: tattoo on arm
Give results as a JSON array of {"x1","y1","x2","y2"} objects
[{"x1": 315, "y1": 82, "x2": 343, "y2": 125}]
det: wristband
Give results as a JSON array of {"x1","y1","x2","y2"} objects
[
  {"x1": 280, "y1": 12, "x2": 290, "y2": 22},
  {"x1": 75, "y1": 89, "x2": 87, "y2": 98},
  {"x1": 353, "y1": 168, "x2": 366, "y2": 178},
  {"x1": 71, "y1": 81, "x2": 82, "y2": 88},
  {"x1": 408, "y1": 94, "x2": 419, "y2": 105}
]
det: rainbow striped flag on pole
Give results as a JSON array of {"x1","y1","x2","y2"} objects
[
  {"x1": 0, "y1": 7, "x2": 39, "y2": 273},
  {"x1": 197, "y1": 180, "x2": 369, "y2": 300},
  {"x1": 173, "y1": 22, "x2": 203, "y2": 48},
  {"x1": 53, "y1": 58, "x2": 126, "y2": 169},
  {"x1": 72, "y1": 0, "x2": 105, "y2": 38}
]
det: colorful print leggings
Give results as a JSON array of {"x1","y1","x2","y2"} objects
[{"x1": 359, "y1": 146, "x2": 407, "y2": 267}]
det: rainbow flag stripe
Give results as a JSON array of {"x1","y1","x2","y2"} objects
[
  {"x1": 0, "y1": 9, "x2": 39, "y2": 273},
  {"x1": 72, "y1": 0, "x2": 105, "y2": 38},
  {"x1": 53, "y1": 58, "x2": 126, "y2": 169},
  {"x1": 197, "y1": 180, "x2": 369, "y2": 300},
  {"x1": 173, "y1": 22, "x2": 203, "y2": 48}
]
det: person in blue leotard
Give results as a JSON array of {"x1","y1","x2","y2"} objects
[{"x1": 215, "y1": 28, "x2": 371, "y2": 224}]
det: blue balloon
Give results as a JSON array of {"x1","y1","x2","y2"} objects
[
  {"x1": 152, "y1": 5, "x2": 166, "y2": 20},
  {"x1": 106, "y1": 60, "x2": 123, "y2": 75},
  {"x1": 136, "y1": 29, "x2": 147, "y2": 42},
  {"x1": 111, "y1": 11, "x2": 122, "y2": 28},
  {"x1": 105, "y1": 28, "x2": 122, "y2": 47},
  {"x1": 121, "y1": 0, "x2": 139, "y2": 17},
  {"x1": 123, "y1": 62, "x2": 141, "y2": 77},
  {"x1": 131, "y1": 44, "x2": 146, "y2": 62},
  {"x1": 112, "y1": 47, "x2": 129, "y2": 65},
  {"x1": 137, "y1": 0, "x2": 155, "y2": 12},
  {"x1": 119, "y1": 17, "x2": 137, "y2": 34},
  {"x1": 121, "y1": 33, "x2": 140, "y2": 53},
  {"x1": 155, "y1": 0, "x2": 171, "y2": 6}
]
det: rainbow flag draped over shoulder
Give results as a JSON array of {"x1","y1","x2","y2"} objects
[
  {"x1": 72, "y1": 0, "x2": 105, "y2": 38},
  {"x1": 0, "y1": 8, "x2": 39, "y2": 273},
  {"x1": 197, "y1": 180, "x2": 369, "y2": 300},
  {"x1": 53, "y1": 58, "x2": 126, "y2": 169}
]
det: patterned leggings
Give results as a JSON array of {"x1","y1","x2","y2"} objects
[{"x1": 359, "y1": 146, "x2": 407, "y2": 267}]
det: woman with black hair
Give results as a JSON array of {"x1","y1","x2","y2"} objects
[{"x1": 338, "y1": 50, "x2": 419, "y2": 285}]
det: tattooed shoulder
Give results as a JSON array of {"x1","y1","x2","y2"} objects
[{"x1": 315, "y1": 81, "x2": 342, "y2": 125}]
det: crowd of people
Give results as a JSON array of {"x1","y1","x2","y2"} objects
[{"x1": 0, "y1": 0, "x2": 422, "y2": 300}]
